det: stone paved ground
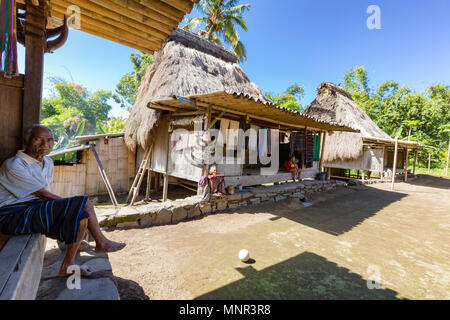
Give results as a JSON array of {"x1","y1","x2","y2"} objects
[{"x1": 83, "y1": 176, "x2": 450, "y2": 299}]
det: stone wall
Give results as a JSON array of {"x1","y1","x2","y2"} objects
[{"x1": 98, "y1": 180, "x2": 341, "y2": 229}]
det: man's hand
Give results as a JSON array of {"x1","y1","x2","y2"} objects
[{"x1": 32, "y1": 188, "x2": 62, "y2": 201}]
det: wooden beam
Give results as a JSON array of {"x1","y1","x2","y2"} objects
[
  {"x1": 50, "y1": 9, "x2": 161, "y2": 52},
  {"x1": 391, "y1": 138, "x2": 399, "y2": 191},
  {"x1": 22, "y1": 1, "x2": 46, "y2": 137},
  {"x1": 161, "y1": 0, "x2": 195, "y2": 13},
  {"x1": 115, "y1": 0, "x2": 185, "y2": 23},
  {"x1": 51, "y1": 3, "x2": 166, "y2": 42},
  {"x1": 52, "y1": 0, "x2": 175, "y2": 36},
  {"x1": 209, "y1": 111, "x2": 225, "y2": 129}
]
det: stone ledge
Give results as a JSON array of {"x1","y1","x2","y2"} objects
[
  {"x1": 37, "y1": 243, "x2": 119, "y2": 300},
  {"x1": 0, "y1": 234, "x2": 46, "y2": 300},
  {"x1": 98, "y1": 180, "x2": 340, "y2": 230}
]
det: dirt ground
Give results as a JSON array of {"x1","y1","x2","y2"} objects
[{"x1": 104, "y1": 175, "x2": 450, "y2": 300}]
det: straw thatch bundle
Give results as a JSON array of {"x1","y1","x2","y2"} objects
[
  {"x1": 124, "y1": 28, "x2": 270, "y2": 152},
  {"x1": 304, "y1": 82, "x2": 391, "y2": 162}
]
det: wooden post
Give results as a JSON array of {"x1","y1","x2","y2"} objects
[
  {"x1": 446, "y1": 140, "x2": 450, "y2": 176},
  {"x1": 428, "y1": 151, "x2": 431, "y2": 174},
  {"x1": 404, "y1": 147, "x2": 409, "y2": 182},
  {"x1": 361, "y1": 171, "x2": 365, "y2": 183},
  {"x1": 413, "y1": 149, "x2": 418, "y2": 176},
  {"x1": 145, "y1": 170, "x2": 152, "y2": 201},
  {"x1": 391, "y1": 138, "x2": 399, "y2": 191},
  {"x1": 22, "y1": 1, "x2": 47, "y2": 136},
  {"x1": 198, "y1": 107, "x2": 211, "y2": 195},
  {"x1": 163, "y1": 118, "x2": 172, "y2": 202},
  {"x1": 318, "y1": 131, "x2": 326, "y2": 172}
]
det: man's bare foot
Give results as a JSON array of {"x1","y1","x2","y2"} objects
[
  {"x1": 95, "y1": 239, "x2": 126, "y2": 253},
  {"x1": 58, "y1": 264, "x2": 93, "y2": 277}
]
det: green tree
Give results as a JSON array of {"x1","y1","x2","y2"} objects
[
  {"x1": 182, "y1": 0, "x2": 250, "y2": 62},
  {"x1": 342, "y1": 66, "x2": 450, "y2": 169},
  {"x1": 115, "y1": 53, "x2": 154, "y2": 109},
  {"x1": 41, "y1": 79, "x2": 114, "y2": 150},
  {"x1": 265, "y1": 83, "x2": 305, "y2": 111}
]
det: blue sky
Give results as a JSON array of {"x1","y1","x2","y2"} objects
[{"x1": 17, "y1": 0, "x2": 450, "y2": 117}]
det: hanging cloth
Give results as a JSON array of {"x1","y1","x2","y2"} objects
[
  {"x1": 0, "y1": 0, "x2": 18, "y2": 76},
  {"x1": 248, "y1": 125, "x2": 258, "y2": 152},
  {"x1": 258, "y1": 128, "x2": 268, "y2": 157}
]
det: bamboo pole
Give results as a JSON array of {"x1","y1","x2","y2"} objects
[
  {"x1": 91, "y1": 145, "x2": 118, "y2": 208},
  {"x1": 318, "y1": 132, "x2": 326, "y2": 172},
  {"x1": 51, "y1": 3, "x2": 165, "y2": 43},
  {"x1": 163, "y1": 119, "x2": 172, "y2": 202},
  {"x1": 128, "y1": 144, "x2": 153, "y2": 205},
  {"x1": 446, "y1": 140, "x2": 450, "y2": 176},
  {"x1": 413, "y1": 149, "x2": 418, "y2": 176},
  {"x1": 391, "y1": 138, "x2": 399, "y2": 191},
  {"x1": 428, "y1": 151, "x2": 431, "y2": 174},
  {"x1": 404, "y1": 147, "x2": 409, "y2": 182}
]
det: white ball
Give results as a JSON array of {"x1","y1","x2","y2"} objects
[{"x1": 238, "y1": 249, "x2": 250, "y2": 262}]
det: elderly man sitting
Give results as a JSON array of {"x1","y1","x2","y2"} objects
[{"x1": 0, "y1": 125, "x2": 125, "y2": 277}]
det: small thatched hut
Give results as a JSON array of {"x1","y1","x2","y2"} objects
[
  {"x1": 124, "y1": 30, "x2": 358, "y2": 200},
  {"x1": 304, "y1": 82, "x2": 426, "y2": 180}
]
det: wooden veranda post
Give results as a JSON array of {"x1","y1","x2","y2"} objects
[
  {"x1": 22, "y1": 1, "x2": 47, "y2": 133},
  {"x1": 413, "y1": 149, "x2": 418, "y2": 176},
  {"x1": 318, "y1": 131, "x2": 326, "y2": 172},
  {"x1": 391, "y1": 138, "x2": 399, "y2": 191},
  {"x1": 404, "y1": 147, "x2": 409, "y2": 182},
  {"x1": 428, "y1": 151, "x2": 431, "y2": 173},
  {"x1": 446, "y1": 140, "x2": 450, "y2": 176},
  {"x1": 163, "y1": 119, "x2": 172, "y2": 202}
]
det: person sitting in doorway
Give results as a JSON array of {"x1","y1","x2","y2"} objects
[
  {"x1": 0, "y1": 125, "x2": 126, "y2": 277},
  {"x1": 286, "y1": 156, "x2": 302, "y2": 182}
]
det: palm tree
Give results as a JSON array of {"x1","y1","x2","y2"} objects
[{"x1": 182, "y1": 0, "x2": 250, "y2": 62}]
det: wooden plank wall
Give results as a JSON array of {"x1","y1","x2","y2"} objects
[
  {"x1": 0, "y1": 74, "x2": 24, "y2": 164},
  {"x1": 51, "y1": 137, "x2": 135, "y2": 197}
]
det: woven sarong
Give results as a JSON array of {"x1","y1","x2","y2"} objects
[{"x1": 0, "y1": 196, "x2": 89, "y2": 244}]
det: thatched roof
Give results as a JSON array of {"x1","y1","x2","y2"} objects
[
  {"x1": 124, "y1": 28, "x2": 271, "y2": 152},
  {"x1": 304, "y1": 82, "x2": 392, "y2": 162},
  {"x1": 154, "y1": 91, "x2": 360, "y2": 133}
]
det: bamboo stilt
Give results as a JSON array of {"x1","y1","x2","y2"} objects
[{"x1": 391, "y1": 138, "x2": 399, "y2": 191}]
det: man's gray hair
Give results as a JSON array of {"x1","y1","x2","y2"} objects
[{"x1": 23, "y1": 124, "x2": 53, "y2": 144}]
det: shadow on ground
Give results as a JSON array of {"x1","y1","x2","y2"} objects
[
  {"x1": 265, "y1": 186, "x2": 407, "y2": 236},
  {"x1": 406, "y1": 174, "x2": 450, "y2": 190},
  {"x1": 115, "y1": 277, "x2": 150, "y2": 300},
  {"x1": 196, "y1": 251, "x2": 402, "y2": 300}
]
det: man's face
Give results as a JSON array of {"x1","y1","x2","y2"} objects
[{"x1": 26, "y1": 128, "x2": 55, "y2": 158}]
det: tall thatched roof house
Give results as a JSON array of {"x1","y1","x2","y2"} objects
[
  {"x1": 304, "y1": 82, "x2": 426, "y2": 178},
  {"x1": 124, "y1": 28, "x2": 269, "y2": 153},
  {"x1": 124, "y1": 30, "x2": 359, "y2": 200}
]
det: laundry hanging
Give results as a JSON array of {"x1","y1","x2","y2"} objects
[
  {"x1": 0, "y1": 0, "x2": 18, "y2": 75},
  {"x1": 258, "y1": 128, "x2": 270, "y2": 157}
]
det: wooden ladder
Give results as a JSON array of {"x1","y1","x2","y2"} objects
[{"x1": 127, "y1": 144, "x2": 153, "y2": 206}]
